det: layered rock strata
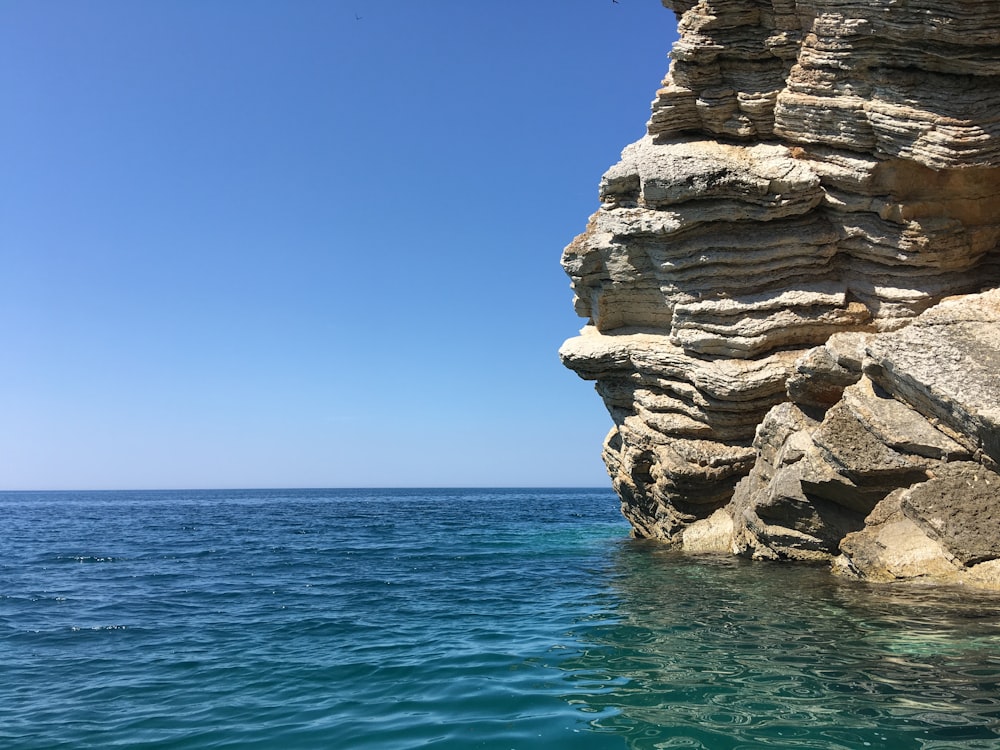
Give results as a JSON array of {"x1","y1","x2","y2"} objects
[{"x1": 561, "y1": 0, "x2": 1000, "y2": 585}]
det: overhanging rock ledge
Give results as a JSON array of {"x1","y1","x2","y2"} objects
[{"x1": 560, "y1": 0, "x2": 1000, "y2": 588}]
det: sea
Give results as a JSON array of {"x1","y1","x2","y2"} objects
[{"x1": 3, "y1": 488, "x2": 1000, "y2": 750}]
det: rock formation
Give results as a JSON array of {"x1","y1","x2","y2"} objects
[{"x1": 560, "y1": 0, "x2": 1000, "y2": 587}]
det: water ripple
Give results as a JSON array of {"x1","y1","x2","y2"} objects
[
  {"x1": 557, "y1": 545, "x2": 1000, "y2": 749},
  {"x1": 2, "y1": 490, "x2": 1000, "y2": 748}
]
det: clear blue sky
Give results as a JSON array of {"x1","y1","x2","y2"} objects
[{"x1": 1, "y1": 1, "x2": 679, "y2": 490}]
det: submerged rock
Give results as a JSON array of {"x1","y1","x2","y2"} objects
[{"x1": 561, "y1": 0, "x2": 1000, "y2": 587}]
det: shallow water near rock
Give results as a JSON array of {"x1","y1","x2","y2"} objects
[{"x1": 3, "y1": 488, "x2": 1000, "y2": 749}]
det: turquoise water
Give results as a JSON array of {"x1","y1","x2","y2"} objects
[{"x1": 3, "y1": 488, "x2": 1000, "y2": 749}]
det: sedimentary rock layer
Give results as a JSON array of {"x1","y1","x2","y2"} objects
[{"x1": 561, "y1": 0, "x2": 1000, "y2": 585}]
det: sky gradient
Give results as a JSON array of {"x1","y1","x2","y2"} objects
[{"x1": 1, "y1": 1, "x2": 680, "y2": 490}]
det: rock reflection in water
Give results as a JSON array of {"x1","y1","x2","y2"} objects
[{"x1": 563, "y1": 540, "x2": 1000, "y2": 749}]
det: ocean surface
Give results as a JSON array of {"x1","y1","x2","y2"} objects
[{"x1": 3, "y1": 488, "x2": 1000, "y2": 749}]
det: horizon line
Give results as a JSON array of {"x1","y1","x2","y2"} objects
[{"x1": 0, "y1": 485, "x2": 615, "y2": 493}]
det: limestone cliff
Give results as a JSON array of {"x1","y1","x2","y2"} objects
[{"x1": 561, "y1": 0, "x2": 1000, "y2": 587}]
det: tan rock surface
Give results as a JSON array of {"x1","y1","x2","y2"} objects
[
  {"x1": 561, "y1": 0, "x2": 1000, "y2": 584},
  {"x1": 836, "y1": 463, "x2": 1000, "y2": 587}
]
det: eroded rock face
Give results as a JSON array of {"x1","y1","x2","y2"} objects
[{"x1": 561, "y1": 0, "x2": 1000, "y2": 586}]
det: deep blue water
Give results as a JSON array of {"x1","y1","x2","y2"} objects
[{"x1": 3, "y1": 488, "x2": 1000, "y2": 749}]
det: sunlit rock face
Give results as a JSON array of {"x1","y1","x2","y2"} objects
[{"x1": 560, "y1": 0, "x2": 1000, "y2": 585}]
